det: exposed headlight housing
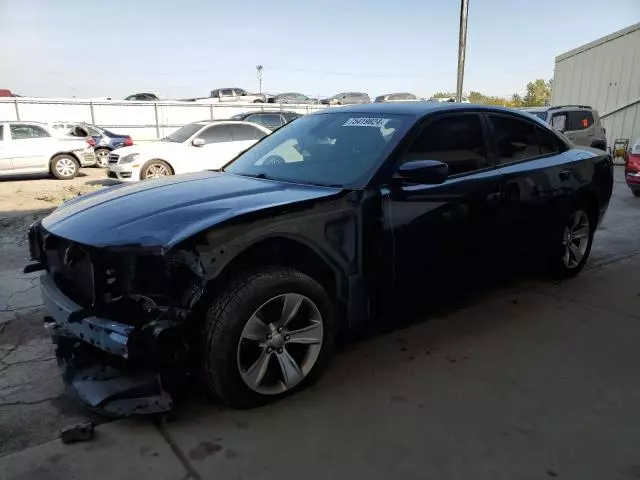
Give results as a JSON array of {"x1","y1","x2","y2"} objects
[{"x1": 119, "y1": 153, "x2": 140, "y2": 164}]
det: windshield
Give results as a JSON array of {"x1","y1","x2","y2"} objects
[
  {"x1": 165, "y1": 123, "x2": 204, "y2": 143},
  {"x1": 224, "y1": 112, "x2": 413, "y2": 187}
]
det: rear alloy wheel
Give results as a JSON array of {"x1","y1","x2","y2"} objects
[
  {"x1": 95, "y1": 148, "x2": 110, "y2": 168},
  {"x1": 202, "y1": 267, "x2": 335, "y2": 408},
  {"x1": 551, "y1": 207, "x2": 594, "y2": 278},
  {"x1": 141, "y1": 160, "x2": 172, "y2": 180},
  {"x1": 50, "y1": 154, "x2": 79, "y2": 180}
]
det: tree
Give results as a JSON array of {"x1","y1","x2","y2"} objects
[
  {"x1": 523, "y1": 79, "x2": 552, "y2": 106},
  {"x1": 431, "y1": 92, "x2": 456, "y2": 99}
]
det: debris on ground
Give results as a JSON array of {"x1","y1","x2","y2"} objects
[{"x1": 59, "y1": 421, "x2": 95, "y2": 444}]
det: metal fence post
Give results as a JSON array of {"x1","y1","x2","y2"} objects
[
  {"x1": 209, "y1": 104, "x2": 214, "y2": 120},
  {"x1": 154, "y1": 102, "x2": 160, "y2": 138},
  {"x1": 14, "y1": 98, "x2": 20, "y2": 120},
  {"x1": 89, "y1": 101, "x2": 95, "y2": 124}
]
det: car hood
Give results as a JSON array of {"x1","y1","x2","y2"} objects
[{"x1": 41, "y1": 171, "x2": 342, "y2": 250}]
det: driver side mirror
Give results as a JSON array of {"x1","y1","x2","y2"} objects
[
  {"x1": 192, "y1": 138, "x2": 205, "y2": 147},
  {"x1": 394, "y1": 160, "x2": 448, "y2": 185}
]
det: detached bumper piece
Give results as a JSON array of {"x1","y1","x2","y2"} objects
[{"x1": 42, "y1": 274, "x2": 174, "y2": 416}]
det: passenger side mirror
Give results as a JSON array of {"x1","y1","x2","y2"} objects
[
  {"x1": 394, "y1": 160, "x2": 448, "y2": 184},
  {"x1": 192, "y1": 138, "x2": 205, "y2": 147}
]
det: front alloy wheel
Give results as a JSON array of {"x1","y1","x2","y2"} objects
[
  {"x1": 237, "y1": 293, "x2": 324, "y2": 395},
  {"x1": 202, "y1": 267, "x2": 335, "y2": 408}
]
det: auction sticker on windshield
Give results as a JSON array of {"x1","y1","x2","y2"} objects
[{"x1": 343, "y1": 117, "x2": 390, "y2": 127}]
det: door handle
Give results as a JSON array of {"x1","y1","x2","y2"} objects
[{"x1": 559, "y1": 170, "x2": 571, "y2": 181}]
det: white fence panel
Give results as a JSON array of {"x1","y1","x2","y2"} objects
[{"x1": 0, "y1": 98, "x2": 330, "y2": 140}]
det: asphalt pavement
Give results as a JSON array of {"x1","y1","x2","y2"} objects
[{"x1": 1, "y1": 168, "x2": 639, "y2": 480}]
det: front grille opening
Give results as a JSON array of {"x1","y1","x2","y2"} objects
[{"x1": 44, "y1": 235, "x2": 96, "y2": 308}]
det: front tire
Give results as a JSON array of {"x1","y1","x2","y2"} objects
[
  {"x1": 50, "y1": 154, "x2": 79, "y2": 179},
  {"x1": 141, "y1": 159, "x2": 173, "y2": 180},
  {"x1": 548, "y1": 205, "x2": 595, "y2": 278},
  {"x1": 201, "y1": 267, "x2": 336, "y2": 408}
]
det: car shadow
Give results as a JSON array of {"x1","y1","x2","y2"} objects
[
  {"x1": 0, "y1": 172, "x2": 89, "y2": 182},
  {"x1": 85, "y1": 178, "x2": 120, "y2": 187}
]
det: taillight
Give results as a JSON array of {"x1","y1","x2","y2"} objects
[
  {"x1": 627, "y1": 154, "x2": 640, "y2": 170},
  {"x1": 124, "y1": 136, "x2": 133, "y2": 146},
  {"x1": 86, "y1": 138, "x2": 96, "y2": 147}
]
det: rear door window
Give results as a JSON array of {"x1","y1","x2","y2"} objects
[
  {"x1": 197, "y1": 125, "x2": 233, "y2": 144},
  {"x1": 488, "y1": 115, "x2": 544, "y2": 163}
]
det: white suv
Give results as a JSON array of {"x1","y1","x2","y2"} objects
[{"x1": 0, "y1": 121, "x2": 96, "y2": 179}]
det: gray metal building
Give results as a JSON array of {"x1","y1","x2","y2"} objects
[{"x1": 552, "y1": 22, "x2": 640, "y2": 148}]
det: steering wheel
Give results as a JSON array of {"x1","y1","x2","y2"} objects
[{"x1": 262, "y1": 155, "x2": 286, "y2": 166}]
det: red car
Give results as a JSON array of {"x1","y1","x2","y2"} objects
[{"x1": 625, "y1": 139, "x2": 640, "y2": 197}]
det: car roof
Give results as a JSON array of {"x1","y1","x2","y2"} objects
[{"x1": 315, "y1": 102, "x2": 542, "y2": 118}]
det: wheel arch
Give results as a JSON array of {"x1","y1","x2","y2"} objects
[
  {"x1": 204, "y1": 236, "x2": 339, "y2": 304},
  {"x1": 49, "y1": 151, "x2": 80, "y2": 164}
]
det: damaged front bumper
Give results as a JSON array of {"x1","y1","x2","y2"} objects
[{"x1": 41, "y1": 274, "x2": 173, "y2": 416}]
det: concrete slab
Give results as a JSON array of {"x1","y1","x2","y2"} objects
[
  {"x1": 0, "y1": 419, "x2": 188, "y2": 480},
  {"x1": 164, "y1": 284, "x2": 640, "y2": 480},
  {"x1": 535, "y1": 254, "x2": 640, "y2": 319}
]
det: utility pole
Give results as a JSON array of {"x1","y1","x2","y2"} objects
[
  {"x1": 256, "y1": 65, "x2": 264, "y2": 94},
  {"x1": 455, "y1": 0, "x2": 469, "y2": 103}
]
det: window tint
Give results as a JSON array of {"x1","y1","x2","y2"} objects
[
  {"x1": 220, "y1": 89, "x2": 234, "y2": 96},
  {"x1": 197, "y1": 125, "x2": 233, "y2": 144},
  {"x1": 228, "y1": 124, "x2": 267, "y2": 141},
  {"x1": 406, "y1": 114, "x2": 487, "y2": 175},
  {"x1": 0, "y1": 125, "x2": 3, "y2": 141},
  {"x1": 234, "y1": 89, "x2": 246, "y2": 96},
  {"x1": 246, "y1": 114, "x2": 283, "y2": 129},
  {"x1": 489, "y1": 115, "x2": 540, "y2": 163},
  {"x1": 10, "y1": 124, "x2": 50, "y2": 139},
  {"x1": 567, "y1": 111, "x2": 594, "y2": 131},
  {"x1": 536, "y1": 127, "x2": 563, "y2": 155}
]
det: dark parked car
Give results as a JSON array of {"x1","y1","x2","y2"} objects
[
  {"x1": 52, "y1": 122, "x2": 133, "y2": 167},
  {"x1": 27, "y1": 103, "x2": 613, "y2": 413},
  {"x1": 230, "y1": 111, "x2": 302, "y2": 130},
  {"x1": 268, "y1": 93, "x2": 316, "y2": 104},
  {"x1": 322, "y1": 92, "x2": 370, "y2": 105},
  {"x1": 124, "y1": 93, "x2": 160, "y2": 101},
  {"x1": 374, "y1": 92, "x2": 422, "y2": 102}
]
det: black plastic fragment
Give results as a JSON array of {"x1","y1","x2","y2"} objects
[{"x1": 60, "y1": 421, "x2": 95, "y2": 444}]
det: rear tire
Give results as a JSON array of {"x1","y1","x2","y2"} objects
[
  {"x1": 141, "y1": 159, "x2": 173, "y2": 180},
  {"x1": 50, "y1": 154, "x2": 79, "y2": 180},
  {"x1": 95, "y1": 148, "x2": 110, "y2": 168},
  {"x1": 632, "y1": 189, "x2": 640, "y2": 197},
  {"x1": 547, "y1": 204, "x2": 595, "y2": 278},
  {"x1": 201, "y1": 267, "x2": 336, "y2": 409}
]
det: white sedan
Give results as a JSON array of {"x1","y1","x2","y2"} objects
[{"x1": 108, "y1": 121, "x2": 271, "y2": 181}]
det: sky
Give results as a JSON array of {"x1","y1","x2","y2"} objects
[{"x1": 1, "y1": 0, "x2": 638, "y2": 100}]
